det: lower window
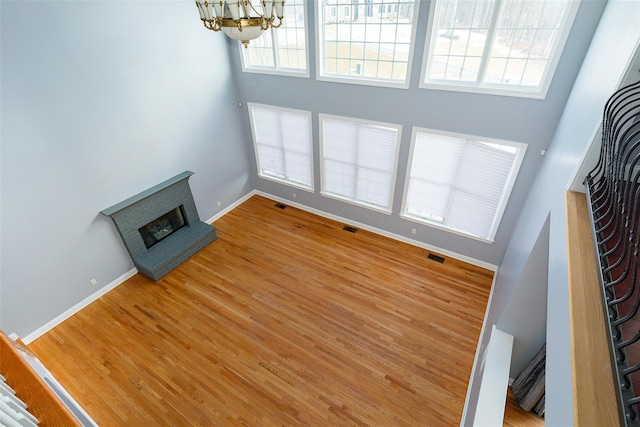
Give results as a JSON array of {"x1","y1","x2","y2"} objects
[
  {"x1": 320, "y1": 114, "x2": 401, "y2": 213},
  {"x1": 401, "y1": 128, "x2": 526, "y2": 241},
  {"x1": 249, "y1": 103, "x2": 313, "y2": 190}
]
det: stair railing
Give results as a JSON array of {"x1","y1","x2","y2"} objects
[{"x1": 585, "y1": 79, "x2": 640, "y2": 426}]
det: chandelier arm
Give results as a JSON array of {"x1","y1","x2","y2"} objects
[
  {"x1": 270, "y1": 17, "x2": 283, "y2": 29},
  {"x1": 247, "y1": 0, "x2": 261, "y2": 17},
  {"x1": 239, "y1": 1, "x2": 248, "y2": 18}
]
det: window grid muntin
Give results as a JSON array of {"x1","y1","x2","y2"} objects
[
  {"x1": 241, "y1": 0, "x2": 309, "y2": 76},
  {"x1": 317, "y1": 0, "x2": 419, "y2": 88},
  {"x1": 422, "y1": 0, "x2": 578, "y2": 97}
]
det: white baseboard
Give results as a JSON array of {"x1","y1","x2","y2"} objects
[
  {"x1": 20, "y1": 189, "x2": 495, "y2": 344},
  {"x1": 473, "y1": 325, "x2": 514, "y2": 427},
  {"x1": 204, "y1": 191, "x2": 256, "y2": 225},
  {"x1": 21, "y1": 268, "x2": 138, "y2": 344},
  {"x1": 20, "y1": 191, "x2": 256, "y2": 344},
  {"x1": 460, "y1": 274, "x2": 499, "y2": 427},
  {"x1": 254, "y1": 190, "x2": 497, "y2": 271}
]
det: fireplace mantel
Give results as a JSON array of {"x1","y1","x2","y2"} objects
[
  {"x1": 101, "y1": 171, "x2": 195, "y2": 217},
  {"x1": 101, "y1": 171, "x2": 216, "y2": 280}
]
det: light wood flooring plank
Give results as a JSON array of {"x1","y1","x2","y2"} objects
[
  {"x1": 29, "y1": 195, "x2": 494, "y2": 426},
  {"x1": 565, "y1": 191, "x2": 618, "y2": 426}
]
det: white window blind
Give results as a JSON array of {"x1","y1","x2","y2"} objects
[
  {"x1": 249, "y1": 103, "x2": 313, "y2": 190},
  {"x1": 321, "y1": 115, "x2": 400, "y2": 212},
  {"x1": 402, "y1": 129, "x2": 525, "y2": 241}
]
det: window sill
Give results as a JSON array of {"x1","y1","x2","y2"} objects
[
  {"x1": 320, "y1": 192, "x2": 392, "y2": 215},
  {"x1": 419, "y1": 81, "x2": 548, "y2": 100},
  {"x1": 400, "y1": 214, "x2": 495, "y2": 243},
  {"x1": 258, "y1": 174, "x2": 314, "y2": 192}
]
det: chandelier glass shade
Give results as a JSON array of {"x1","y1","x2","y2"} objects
[{"x1": 195, "y1": 0, "x2": 285, "y2": 47}]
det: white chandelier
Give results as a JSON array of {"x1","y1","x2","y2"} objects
[{"x1": 195, "y1": 0, "x2": 285, "y2": 47}]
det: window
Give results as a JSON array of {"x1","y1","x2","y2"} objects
[
  {"x1": 320, "y1": 114, "x2": 401, "y2": 213},
  {"x1": 421, "y1": 0, "x2": 579, "y2": 97},
  {"x1": 249, "y1": 103, "x2": 313, "y2": 190},
  {"x1": 401, "y1": 128, "x2": 526, "y2": 241},
  {"x1": 241, "y1": 0, "x2": 308, "y2": 77},
  {"x1": 317, "y1": 0, "x2": 420, "y2": 88}
]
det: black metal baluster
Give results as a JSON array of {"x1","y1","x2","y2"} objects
[{"x1": 586, "y1": 80, "x2": 640, "y2": 425}]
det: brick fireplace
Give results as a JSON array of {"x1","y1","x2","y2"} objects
[{"x1": 101, "y1": 171, "x2": 216, "y2": 280}]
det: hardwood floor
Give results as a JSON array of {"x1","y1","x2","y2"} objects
[
  {"x1": 503, "y1": 390, "x2": 545, "y2": 426},
  {"x1": 28, "y1": 195, "x2": 494, "y2": 426}
]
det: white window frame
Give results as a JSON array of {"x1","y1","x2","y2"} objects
[
  {"x1": 315, "y1": 0, "x2": 421, "y2": 89},
  {"x1": 239, "y1": 0, "x2": 310, "y2": 78},
  {"x1": 248, "y1": 102, "x2": 314, "y2": 191},
  {"x1": 419, "y1": 0, "x2": 580, "y2": 99},
  {"x1": 400, "y1": 127, "x2": 527, "y2": 242},
  {"x1": 320, "y1": 113, "x2": 402, "y2": 214}
]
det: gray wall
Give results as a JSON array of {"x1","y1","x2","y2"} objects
[
  {"x1": 231, "y1": 0, "x2": 604, "y2": 266},
  {"x1": 497, "y1": 215, "x2": 549, "y2": 379},
  {"x1": 466, "y1": 1, "x2": 640, "y2": 425},
  {"x1": 0, "y1": 1, "x2": 252, "y2": 337}
]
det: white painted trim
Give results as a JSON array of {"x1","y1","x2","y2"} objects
[
  {"x1": 568, "y1": 124, "x2": 602, "y2": 193},
  {"x1": 400, "y1": 126, "x2": 527, "y2": 243},
  {"x1": 419, "y1": 0, "x2": 580, "y2": 100},
  {"x1": 20, "y1": 191, "x2": 256, "y2": 344},
  {"x1": 460, "y1": 273, "x2": 499, "y2": 426},
  {"x1": 473, "y1": 325, "x2": 514, "y2": 427},
  {"x1": 255, "y1": 190, "x2": 498, "y2": 271},
  {"x1": 21, "y1": 268, "x2": 137, "y2": 344},
  {"x1": 19, "y1": 348, "x2": 99, "y2": 425},
  {"x1": 204, "y1": 191, "x2": 256, "y2": 225},
  {"x1": 318, "y1": 113, "x2": 403, "y2": 217},
  {"x1": 314, "y1": 0, "x2": 421, "y2": 90},
  {"x1": 238, "y1": 0, "x2": 311, "y2": 78},
  {"x1": 20, "y1": 188, "x2": 495, "y2": 345},
  {"x1": 568, "y1": 39, "x2": 640, "y2": 193},
  {"x1": 248, "y1": 102, "x2": 315, "y2": 192}
]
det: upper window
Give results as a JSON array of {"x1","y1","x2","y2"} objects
[
  {"x1": 240, "y1": 0, "x2": 309, "y2": 77},
  {"x1": 248, "y1": 103, "x2": 313, "y2": 190},
  {"x1": 317, "y1": 1, "x2": 420, "y2": 88},
  {"x1": 320, "y1": 114, "x2": 401, "y2": 213},
  {"x1": 421, "y1": 0, "x2": 579, "y2": 98},
  {"x1": 401, "y1": 128, "x2": 526, "y2": 242}
]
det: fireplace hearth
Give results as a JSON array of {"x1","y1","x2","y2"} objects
[{"x1": 101, "y1": 171, "x2": 216, "y2": 280}]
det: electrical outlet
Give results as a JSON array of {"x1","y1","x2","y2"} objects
[
  {"x1": 293, "y1": 193, "x2": 297, "y2": 198},
  {"x1": 411, "y1": 228, "x2": 416, "y2": 235},
  {"x1": 90, "y1": 279, "x2": 97, "y2": 286},
  {"x1": 217, "y1": 201, "x2": 221, "y2": 207}
]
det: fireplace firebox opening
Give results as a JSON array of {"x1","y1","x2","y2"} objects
[{"x1": 138, "y1": 206, "x2": 186, "y2": 249}]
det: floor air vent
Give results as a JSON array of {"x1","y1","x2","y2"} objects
[
  {"x1": 427, "y1": 253, "x2": 445, "y2": 263},
  {"x1": 343, "y1": 225, "x2": 358, "y2": 233},
  {"x1": 274, "y1": 203, "x2": 287, "y2": 209}
]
